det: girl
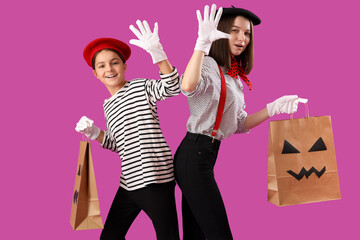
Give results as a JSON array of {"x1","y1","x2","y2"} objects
[
  {"x1": 75, "y1": 20, "x2": 180, "y2": 240},
  {"x1": 174, "y1": 4, "x2": 305, "y2": 239}
]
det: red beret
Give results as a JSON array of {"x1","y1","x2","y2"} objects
[{"x1": 83, "y1": 38, "x2": 131, "y2": 67}]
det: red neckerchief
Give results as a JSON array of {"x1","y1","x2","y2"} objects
[{"x1": 227, "y1": 58, "x2": 253, "y2": 90}]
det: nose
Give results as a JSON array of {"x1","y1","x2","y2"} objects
[
  {"x1": 106, "y1": 64, "x2": 114, "y2": 72},
  {"x1": 238, "y1": 31, "x2": 245, "y2": 42}
]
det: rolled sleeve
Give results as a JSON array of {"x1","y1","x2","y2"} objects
[
  {"x1": 180, "y1": 74, "x2": 209, "y2": 97},
  {"x1": 235, "y1": 110, "x2": 249, "y2": 134},
  {"x1": 180, "y1": 56, "x2": 219, "y2": 98},
  {"x1": 146, "y1": 67, "x2": 180, "y2": 102},
  {"x1": 101, "y1": 130, "x2": 118, "y2": 152}
]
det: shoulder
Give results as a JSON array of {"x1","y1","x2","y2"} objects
[
  {"x1": 201, "y1": 56, "x2": 220, "y2": 77},
  {"x1": 203, "y1": 56, "x2": 218, "y2": 68},
  {"x1": 129, "y1": 78, "x2": 148, "y2": 84},
  {"x1": 127, "y1": 78, "x2": 149, "y2": 88}
]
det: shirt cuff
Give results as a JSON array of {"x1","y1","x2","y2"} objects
[
  {"x1": 236, "y1": 111, "x2": 250, "y2": 134},
  {"x1": 179, "y1": 74, "x2": 202, "y2": 97},
  {"x1": 159, "y1": 66, "x2": 177, "y2": 78}
]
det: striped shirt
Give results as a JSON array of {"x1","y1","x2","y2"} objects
[
  {"x1": 181, "y1": 56, "x2": 248, "y2": 140},
  {"x1": 101, "y1": 68, "x2": 180, "y2": 191}
]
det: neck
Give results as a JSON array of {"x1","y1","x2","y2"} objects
[{"x1": 107, "y1": 81, "x2": 126, "y2": 96}]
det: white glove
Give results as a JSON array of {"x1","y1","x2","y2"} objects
[
  {"x1": 129, "y1": 20, "x2": 167, "y2": 64},
  {"x1": 194, "y1": 4, "x2": 231, "y2": 55},
  {"x1": 266, "y1": 95, "x2": 308, "y2": 117},
  {"x1": 75, "y1": 116, "x2": 101, "y2": 140}
]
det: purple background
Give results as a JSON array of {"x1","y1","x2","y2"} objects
[{"x1": 1, "y1": 0, "x2": 359, "y2": 239}]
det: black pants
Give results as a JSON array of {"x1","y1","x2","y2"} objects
[
  {"x1": 100, "y1": 181, "x2": 180, "y2": 240},
  {"x1": 174, "y1": 132, "x2": 233, "y2": 240}
]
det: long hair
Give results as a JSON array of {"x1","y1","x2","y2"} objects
[{"x1": 209, "y1": 15, "x2": 254, "y2": 75}]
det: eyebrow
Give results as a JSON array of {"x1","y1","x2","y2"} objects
[
  {"x1": 96, "y1": 58, "x2": 120, "y2": 66},
  {"x1": 232, "y1": 25, "x2": 251, "y2": 32}
]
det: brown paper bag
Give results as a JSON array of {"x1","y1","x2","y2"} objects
[
  {"x1": 70, "y1": 141, "x2": 104, "y2": 230},
  {"x1": 268, "y1": 115, "x2": 341, "y2": 206}
]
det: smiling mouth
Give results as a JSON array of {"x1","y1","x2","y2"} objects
[
  {"x1": 235, "y1": 44, "x2": 244, "y2": 48},
  {"x1": 106, "y1": 74, "x2": 118, "y2": 79}
]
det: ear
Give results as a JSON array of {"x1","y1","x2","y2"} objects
[
  {"x1": 93, "y1": 69, "x2": 99, "y2": 80},
  {"x1": 124, "y1": 63, "x2": 127, "y2": 72}
]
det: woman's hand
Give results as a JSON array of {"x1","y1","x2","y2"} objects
[
  {"x1": 129, "y1": 20, "x2": 167, "y2": 64},
  {"x1": 194, "y1": 4, "x2": 231, "y2": 55},
  {"x1": 266, "y1": 95, "x2": 308, "y2": 117}
]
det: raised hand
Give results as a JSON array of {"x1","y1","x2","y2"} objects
[
  {"x1": 194, "y1": 4, "x2": 231, "y2": 55},
  {"x1": 129, "y1": 20, "x2": 167, "y2": 64}
]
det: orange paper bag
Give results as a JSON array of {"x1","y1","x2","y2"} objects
[
  {"x1": 70, "y1": 141, "x2": 104, "y2": 230},
  {"x1": 268, "y1": 113, "x2": 341, "y2": 206}
]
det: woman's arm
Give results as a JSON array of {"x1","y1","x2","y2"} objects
[
  {"x1": 243, "y1": 96, "x2": 306, "y2": 130},
  {"x1": 183, "y1": 4, "x2": 230, "y2": 92},
  {"x1": 244, "y1": 108, "x2": 269, "y2": 130},
  {"x1": 181, "y1": 50, "x2": 205, "y2": 92}
]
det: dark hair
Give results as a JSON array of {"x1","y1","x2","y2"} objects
[
  {"x1": 209, "y1": 15, "x2": 254, "y2": 75},
  {"x1": 91, "y1": 49, "x2": 125, "y2": 70}
]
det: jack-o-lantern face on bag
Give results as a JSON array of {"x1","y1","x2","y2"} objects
[
  {"x1": 282, "y1": 137, "x2": 327, "y2": 181},
  {"x1": 268, "y1": 116, "x2": 341, "y2": 206}
]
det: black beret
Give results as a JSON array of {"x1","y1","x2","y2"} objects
[{"x1": 221, "y1": 5, "x2": 261, "y2": 25}]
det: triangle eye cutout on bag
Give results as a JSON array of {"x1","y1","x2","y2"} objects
[
  {"x1": 282, "y1": 137, "x2": 327, "y2": 154},
  {"x1": 282, "y1": 140, "x2": 300, "y2": 154},
  {"x1": 268, "y1": 110, "x2": 341, "y2": 206},
  {"x1": 309, "y1": 137, "x2": 327, "y2": 152}
]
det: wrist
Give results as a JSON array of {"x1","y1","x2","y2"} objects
[
  {"x1": 194, "y1": 39, "x2": 211, "y2": 55},
  {"x1": 266, "y1": 102, "x2": 275, "y2": 118},
  {"x1": 150, "y1": 48, "x2": 167, "y2": 64},
  {"x1": 89, "y1": 125, "x2": 101, "y2": 140}
]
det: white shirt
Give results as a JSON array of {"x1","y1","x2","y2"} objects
[{"x1": 181, "y1": 56, "x2": 248, "y2": 140}]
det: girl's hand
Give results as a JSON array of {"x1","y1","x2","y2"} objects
[
  {"x1": 194, "y1": 4, "x2": 231, "y2": 55},
  {"x1": 75, "y1": 116, "x2": 101, "y2": 140},
  {"x1": 129, "y1": 20, "x2": 167, "y2": 64}
]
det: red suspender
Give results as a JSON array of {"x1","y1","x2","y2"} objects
[{"x1": 211, "y1": 65, "x2": 227, "y2": 140}]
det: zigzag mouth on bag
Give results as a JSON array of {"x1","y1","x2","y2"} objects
[{"x1": 287, "y1": 166, "x2": 326, "y2": 181}]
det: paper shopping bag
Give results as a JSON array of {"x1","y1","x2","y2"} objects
[
  {"x1": 268, "y1": 115, "x2": 341, "y2": 206},
  {"x1": 70, "y1": 141, "x2": 103, "y2": 230}
]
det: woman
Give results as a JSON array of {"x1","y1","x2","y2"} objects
[
  {"x1": 174, "y1": 4, "x2": 304, "y2": 239},
  {"x1": 75, "y1": 20, "x2": 180, "y2": 240}
]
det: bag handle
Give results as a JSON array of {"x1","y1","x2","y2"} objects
[{"x1": 290, "y1": 98, "x2": 310, "y2": 119}]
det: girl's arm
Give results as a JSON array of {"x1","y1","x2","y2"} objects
[
  {"x1": 96, "y1": 130, "x2": 104, "y2": 144},
  {"x1": 157, "y1": 59, "x2": 173, "y2": 74}
]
